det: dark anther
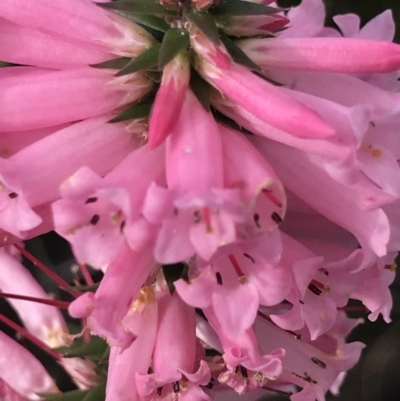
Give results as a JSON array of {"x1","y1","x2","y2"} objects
[
  {"x1": 243, "y1": 253, "x2": 255, "y2": 263},
  {"x1": 253, "y1": 213, "x2": 261, "y2": 228},
  {"x1": 8, "y1": 192, "x2": 18, "y2": 199},
  {"x1": 303, "y1": 373, "x2": 317, "y2": 384},
  {"x1": 271, "y1": 212, "x2": 283, "y2": 224},
  {"x1": 240, "y1": 365, "x2": 248, "y2": 378},
  {"x1": 193, "y1": 210, "x2": 201, "y2": 223},
  {"x1": 120, "y1": 221, "x2": 126, "y2": 233},
  {"x1": 173, "y1": 381, "x2": 180, "y2": 393},
  {"x1": 294, "y1": 333, "x2": 302, "y2": 340},
  {"x1": 319, "y1": 268, "x2": 329, "y2": 276},
  {"x1": 157, "y1": 387, "x2": 163, "y2": 396},
  {"x1": 85, "y1": 197, "x2": 98, "y2": 204},
  {"x1": 311, "y1": 357, "x2": 327, "y2": 369},
  {"x1": 215, "y1": 272, "x2": 223, "y2": 285},
  {"x1": 308, "y1": 283, "x2": 322, "y2": 296},
  {"x1": 90, "y1": 214, "x2": 100, "y2": 225},
  {"x1": 235, "y1": 366, "x2": 240, "y2": 373}
]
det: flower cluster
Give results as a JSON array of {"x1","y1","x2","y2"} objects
[{"x1": 0, "y1": 0, "x2": 399, "y2": 401}]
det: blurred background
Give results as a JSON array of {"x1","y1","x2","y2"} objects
[
  {"x1": 1, "y1": 1, "x2": 400, "y2": 400},
  {"x1": 280, "y1": 0, "x2": 400, "y2": 42}
]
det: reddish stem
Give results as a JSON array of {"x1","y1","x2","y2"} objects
[
  {"x1": 79, "y1": 263, "x2": 94, "y2": 286},
  {"x1": 13, "y1": 243, "x2": 70, "y2": 290},
  {"x1": 228, "y1": 254, "x2": 245, "y2": 277},
  {"x1": 338, "y1": 305, "x2": 368, "y2": 312},
  {"x1": 0, "y1": 292, "x2": 70, "y2": 309}
]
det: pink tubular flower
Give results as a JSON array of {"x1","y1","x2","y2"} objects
[
  {"x1": 2, "y1": 0, "x2": 400, "y2": 400},
  {"x1": 136, "y1": 288, "x2": 211, "y2": 401},
  {"x1": 106, "y1": 286, "x2": 158, "y2": 401},
  {"x1": 0, "y1": 331, "x2": 58, "y2": 400},
  {"x1": 0, "y1": 246, "x2": 100, "y2": 389}
]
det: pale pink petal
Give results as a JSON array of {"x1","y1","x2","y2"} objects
[
  {"x1": 240, "y1": 37, "x2": 400, "y2": 73},
  {"x1": 0, "y1": 124, "x2": 70, "y2": 158},
  {"x1": 0, "y1": 249, "x2": 67, "y2": 346},
  {"x1": 333, "y1": 14, "x2": 360, "y2": 37},
  {"x1": 198, "y1": 61, "x2": 336, "y2": 139},
  {"x1": 0, "y1": 331, "x2": 58, "y2": 399},
  {"x1": 0, "y1": 67, "x2": 150, "y2": 131},
  {"x1": 252, "y1": 136, "x2": 391, "y2": 260},
  {"x1": 0, "y1": 17, "x2": 111, "y2": 68}
]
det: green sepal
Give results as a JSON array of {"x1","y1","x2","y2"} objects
[
  {"x1": 115, "y1": 12, "x2": 170, "y2": 33},
  {"x1": 253, "y1": 71, "x2": 283, "y2": 86},
  {"x1": 190, "y1": 68, "x2": 212, "y2": 111},
  {"x1": 210, "y1": 0, "x2": 283, "y2": 16},
  {"x1": 39, "y1": 390, "x2": 90, "y2": 401},
  {"x1": 81, "y1": 383, "x2": 106, "y2": 401},
  {"x1": 184, "y1": 10, "x2": 220, "y2": 44},
  {"x1": 55, "y1": 336, "x2": 108, "y2": 359},
  {"x1": 159, "y1": 29, "x2": 189, "y2": 69},
  {"x1": 220, "y1": 35, "x2": 260, "y2": 71},
  {"x1": 97, "y1": 0, "x2": 176, "y2": 16},
  {"x1": 212, "y1": 109, "x2": 254, "y2": 136},
  {"x1": 116, "y1": 44, "x2": 161, "y2": 76},
  {"x1": 0, "y1": 61, "x2": 16, "y2": 68},
  {"x1": 110, "y1": 101, "x2": 153, "y2": 123},
  {"x1": 162, "y1": 263, "x2": 189, "y2": 294},
  {"x1": 90, "y1": 57, "x2": 130, "y2": 70}
]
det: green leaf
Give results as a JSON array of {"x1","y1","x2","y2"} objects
[
  {"x1": 115, "y1": 12, "x2": 170, "y2": 32},
  {"x1": 184, "y1": 10, "x2": 220, "y2": 44},
  {"x1": 110, "y1": 101, "x2": 153, "y2": 123},
  {"x1": 0, "y1": 61, "x2": 16, "y2": 68},
  {"x1": 81, "y1": 383, "x2": 106, "y2": 401},
  {"x1": 190, "y1": 68, "x2": 212, "y2": 111},
  {"x1": 39, "y1": 390, "x2": 89, "y2": 401},
  {"x1": 159, "y1": 29, "x2": 189, "y2": 69},
  {"x1": 56, "y1": 336, "x2": 108, "y2": 358},
  {"x1": 97, "y1": 0, "x2": 176, "y2": 16},
  {"x1": 210, "y1": 0, "x2": 283, "y2": 16},
  {"x1": 90, "y1": 57, "x2": 130, "y2": 70},
  {"x1": 116, "y1": 43, "x2": 161, "y2": 76},
  {"x1": 220, "y1": 35, "x2": 260, "y2": 71}
]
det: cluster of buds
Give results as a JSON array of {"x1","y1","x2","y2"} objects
[{"x1": 0, "y1": 0, "x2": 399, "y2": 401}]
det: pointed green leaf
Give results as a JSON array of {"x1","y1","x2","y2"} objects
[
  {"x1": 81, "y1": 383, "x2": 106, "y2": 401},
  {"x1": 115, "y1": 12, "x2": 170, "y2": 33},
  {"x1": 56, "y1": 336, "x2": 108, "y2": 358},
  {"x1": 184, "y1": 10, "x2": 219, "y2": 44},
  {"x1": 91, "y1": 57, "x2": 130, "y2": 70},
  {"x1": 110, "y1": 101, "x2": 153, "y2": 123},
  {"x1": 210, "y1": 0, "x2": 283, "y2": 16},
  {"x1": 190, "y1": 68, "x2": 211, "y2": 111},
  {"x1": 0, "y1": 61, "x2": 15, "y2": 68},
  {"x1": 39, "y1": 390, "x2": 90, "y2": 401},
  {"x1": 97, "y1": 0, "x2": 176, "y2": 16},
  {"x1": 159, "y1": 29, "x2": 189, "y2": 68},
  {"x1": 212, "y1": 109, "x2": 253, "y2": 136},
  {"x1": 220, "y1": 35, "x2": 260, "y2": 71},
  {"x1": 116, "y1": 44, "x2": 161, "y2": 76},
  {"x1": 253, "y1": 71, "x2": 283, "y2": 86}
]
